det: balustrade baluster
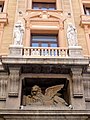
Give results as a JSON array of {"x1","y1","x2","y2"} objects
[
  {"x1": 52, "y1": 49, "x2": 54, "y2": 56},
  {"x1": 45, "y1": 49, "x2": 47, "y2": 56},
  {"x1": 31, "y1": 49, "x2": 33, "y2": 56},
  {"x1": 41, "y1": 49, "x2": 44, "y2": 56},
  {"x1": 65, "y1": 50, "x2": 68, "y2": 57},
  {"x1": 55, "y1": 49, "x2": 57, "y2": 56},
  {"x1": 48, "y1": 49, "x2": 50, "y2": 56},
  {"x1": 38, "y1": 49, "x2": 40, "y2": 56},
  {"x1": 25, "y1": 49, "x2": 29, "y2": 56},
  {"x1": 58, "y1": 49, "x2": 61, "y2": 56}
]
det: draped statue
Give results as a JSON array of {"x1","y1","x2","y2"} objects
[
  {"x1": 13, "y1": 20, "x2": 24, "y2": 45},
  {"x1": 67, "y1": 23, "x2": 78, "y2": 46}
]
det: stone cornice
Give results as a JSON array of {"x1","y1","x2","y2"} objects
[
  {"x1": 1, "y1": 56, "x2": 89, "y2": 66},
  {"x1": 0, "y1": 109, "x2": 90, "y2": 116}
]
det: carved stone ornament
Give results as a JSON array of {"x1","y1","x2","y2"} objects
[
  {"x1": 24, "y1": 11, "x2": 66, "y2": 22},
  {"x1": 23, "y1": 85, "x2": 72, "y2": 109}
]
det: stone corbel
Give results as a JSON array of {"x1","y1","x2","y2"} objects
[
  {"x1": 0, "y1": 73, "x2": 8, "y2": 100},
  {"x1": 71, "y1": 68, "x2": 83, "y2": 98},
  {"x1": 8, "y1": 68, "x2": 20, "y2": 97}
]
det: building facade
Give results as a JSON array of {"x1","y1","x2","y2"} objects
[{"x1": 0, "y1": 0, "x2": 90, "y2": 119}]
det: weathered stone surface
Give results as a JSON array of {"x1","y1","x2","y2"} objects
[
  {"x1": 68, "y1": 46, "x2": 83, "y2": 58},
  {"x1": 0, "y1": 109, "x2": 90, "y2": 120}
]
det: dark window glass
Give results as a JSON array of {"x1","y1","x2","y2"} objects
[
  {"x1": 84, "y1": 5, "x2": 90, "y2": 15},
  {"x1": 32, "y1": 2, "x2": 56, "y2": 10},
  {"x1": 0, "y1": 2, "x2": 4, "y2": 12},
  {"x1": 31, "y1": 34, "x2": 58, "y2": 47}
]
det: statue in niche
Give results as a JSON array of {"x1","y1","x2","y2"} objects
[
  {"x1": 67, "y1": 23, "x2": 78, "y2": 46},
  {"x1": 13, "y1": 20, "x2": 24, "y2": 45},
  {"x1": 25, "y1": 85, "x2": 72, "y2": 108}
]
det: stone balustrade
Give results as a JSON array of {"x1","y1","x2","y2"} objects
[{"x1": 23, "y1": 47, "x2": 68, "y2": 57}]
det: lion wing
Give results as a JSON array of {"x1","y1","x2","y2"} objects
[{"x1": 45, "y1": 85, "x2": 64, "y2": 98}]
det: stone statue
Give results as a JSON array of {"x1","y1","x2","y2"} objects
[
  {"x1": 13, "y1": 20, "x2": 24, "y2": 45},
  {"x1": 67, "y1": 23, "x2": 78, "y2": 46},
  {"x1": 25, "y1": 85, "x2": 71, "y2": 108}
]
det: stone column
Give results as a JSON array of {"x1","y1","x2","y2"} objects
[
  {"x1": 71, "y1": 67, "x2": 85, "y2": 109},
  {"x1": 8, "y1": 67, "x2": 20, "y2": 97}
]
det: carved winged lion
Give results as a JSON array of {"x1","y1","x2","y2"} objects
[{"x1": 27, "y1": 85, "x2": 68, "y2": 106}]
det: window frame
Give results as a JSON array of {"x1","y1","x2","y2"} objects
[
  {"x1": 0, "y1": 1, "x2": 4, "y2": 12},
  {"x1": 83, "y1": 5, "x2": 90, "y2": 15},
  {"x1": 32, "y1": 2, "x2": 56, "y2": 10},
  {"x1": 31, "y1": 34, "x2": 58, "y2": 47}
]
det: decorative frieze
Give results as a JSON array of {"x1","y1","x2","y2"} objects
[
  {"x1": 0, "y1": 73, "x2": 8, "y2": 100},
  {"x1": 71, "y1": 68, "x2": 83, "y2": 98},
  {"x1": 8, "y1": 68, "x2": 20, "y2": 97}
]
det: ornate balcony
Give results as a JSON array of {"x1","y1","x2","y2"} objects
[{"x1": 8, "y1": 45, "x2": 84, "y2": 59}]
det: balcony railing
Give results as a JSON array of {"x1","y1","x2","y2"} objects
[{"x1": 23, "y1": 47, "x2": 68, "y2": 57}]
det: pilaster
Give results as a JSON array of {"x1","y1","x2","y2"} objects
[
  {"x1": 8, "y1": 67, "x2": 20, "y2": 97},
  {"x1": 58, "y1": 22, "x2": 65, "y2": 47},
  {"x1": 71, "y1": 67, "x2": 85, "y2": 109},
  {"x1": 71, "y1": 68, "x2": 83, "y2": 98},
  {"x1": 83, "y1": 74, "x2": 90, "y2": 109},
  {"x1": 5, "y1": 67, "x2": 21, "y2": 108},
  {"x1": 25, "y1": 20, "x2": 30, "y2": 47},
  {"x1": 0, "y1": 73, "x2": 8, "y2": 100}
]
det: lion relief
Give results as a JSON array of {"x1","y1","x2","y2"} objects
[{"x1": 23, "y1": 85, "x2": 72, "y2": 109}]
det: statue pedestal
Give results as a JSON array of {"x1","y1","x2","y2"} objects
[
  {"x1": 9, "y1": 45, "x2": 23, "y2": 57},
  {"x1": 68, "y1": 46, "x2": 83, "y2": 58}
]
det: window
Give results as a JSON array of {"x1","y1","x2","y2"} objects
[
  {"x1": 0, "y1": 1, "x2": 4, "y2": 12},
  {"x1": 32, "y1": 2, "x2": 56, "y2": 10},
  {"x1": 31, "y1": 34, "x2": 58, "y2": 47},
  {"x1": 83, "y1": 5, "x2": 90, "y2": 15}
]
